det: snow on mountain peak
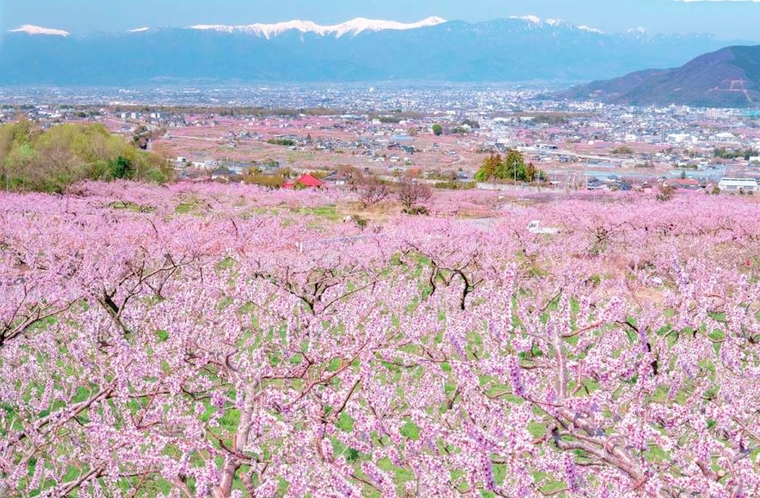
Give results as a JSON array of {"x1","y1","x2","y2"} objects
[
  {"x1": 331, "y1": 17, "x2": 446, "y2": 37},
  {"x1": 188, "y1": 17, "x2": 446, "y2": 39},
  {"x1": 508, "y1": 16, "x2": 604, "y2": 34},
  {"x1": 189, "y1": 20, "x2": 318, "y2": 38},
  {"x1": 509, "y1": 15, "x2": 542, "y2": 25},
  {"x1": 9, "y1": 24, "x2": 69, "y2": 36},
  {"x1": 508, "y1": 16, "x2": 570, "y2": 28},
  {"x1": 128, "y1": 27, "x2": 150, "y2": 33},
  {"x1": 579, "y1": 25, "x2": 604, "y2": 34}
]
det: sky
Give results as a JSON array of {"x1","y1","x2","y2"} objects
[{"x1": 1, "y1": 0, "x2": 760, "y2": 41}]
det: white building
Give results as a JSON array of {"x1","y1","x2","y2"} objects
[
  {"x1": 718, "y1": 178, "x2": 759, "y2": 193},
  {"x1": 667, "y1": 133, "x2": 692, "y2": 144},
  {"x1": 715, "y1": 132, "x2": 738, "y2": 143}
]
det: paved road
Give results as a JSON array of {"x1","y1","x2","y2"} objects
[{"x1": 475, "y1": 182, "x2": 555, "y2": 194}]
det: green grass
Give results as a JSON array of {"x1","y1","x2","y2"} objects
[
  {"x1": 175, "y1": 202, "x2": 197, "y2": 214},
  {"x1": 110, "y1": 201, "x2": 155, "y2": 213},
  {"x1": 289, "y1": 204, "x2": 341, "y2": 221}
]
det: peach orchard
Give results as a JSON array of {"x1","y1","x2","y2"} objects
[{"x1": 1, "y1": 182, "x2": 760, "y2": 497}]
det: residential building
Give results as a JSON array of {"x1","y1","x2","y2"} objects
[{"x1": 718, "y1": 178, "x2": 759, "y2": 192}]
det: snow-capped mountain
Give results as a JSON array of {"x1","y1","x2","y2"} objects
[
  {"x1": 188, "y1": 17, "x2": 447, "y2": 39},
  {"x1": 507, "y1": 15, "x2": 601, "y2": 32},
  {"x1": 0, "y1": 17, "x2": 745, "y2": 86},
  {"x1": 8, "y1": 24, "x2": 69, "y2": 36}
]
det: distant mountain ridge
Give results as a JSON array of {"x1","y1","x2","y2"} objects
[
  {"x1": 186, "y1": 17, "x2": 447, "y2": 38},
  {"x1": 562, "y1": 45, "x2": 760, "y2": 107},
  {"x1": 0, "y1": 17, "x2": 746, "y2": 86}
]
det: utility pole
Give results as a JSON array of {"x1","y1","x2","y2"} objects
[
  {"x1": 585, "y1": 159, "x2": 589, "y2": 191},
  {"x1": 514, "y1": 163, "x2": 517, "y2": 186}
]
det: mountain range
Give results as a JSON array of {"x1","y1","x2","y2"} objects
[
  {"x1": 562, "y1": 44, "x2": 760, "y2": 107},
  {"x1": 0, "y1": 17, "x2": 746, "y2": 86}
]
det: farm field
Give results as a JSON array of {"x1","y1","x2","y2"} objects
[{"x1": 2, "y1": 183, "x2": 760, "y2": 497}]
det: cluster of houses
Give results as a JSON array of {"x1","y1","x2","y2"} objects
[
  {"x1": 651, "y1": 177, "x2": 757, "y2": 193},
  {"x1": 582, "y1": 175, "x2": 759, "y2": 193}
]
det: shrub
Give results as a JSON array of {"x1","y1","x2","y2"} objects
[
  {"x1": 350, "y1": 214, "x2": 368, "y2": 227},
  {"x1": 107, "y1": 156, "x2": 134, "y2": 180},
  {"x1": 267, "y1": 138, "x2": 296, "y2": 147},
  {"x1": 402, "y1": 205, "x2": 430, "y2": 216}
]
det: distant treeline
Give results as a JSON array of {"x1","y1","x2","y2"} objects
[
  {"x1": 714, "y1": 147, "x2": 759, "y2": 160},
  {"x1": 0, "y1": 104, "x2": 351, "y2": 118},
  {"x1": 267, "y1": 138, "x2": 296, "y2": 147},
  {"x1": 111, "y1": 105, "x2": 348, "y2": 118},
  {"x1": 2, "y1": 104, "x2": 435, "y2": 120},
  {"x1": 0, "y1": 123, "x2": 173, "y2": 193},
  {"x1": 496, "y1": 112, "x2": 594, "y2": 125},
  {"x1": 121, "y1": 107, "x2": 426, "y2": 120},
  {"x1": 369, "y1": 111, "x2": 425, "y2": 123}
]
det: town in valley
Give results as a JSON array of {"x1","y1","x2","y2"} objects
[{"x1": 4, "y1": 85, "x2": 759, "y2": 198}]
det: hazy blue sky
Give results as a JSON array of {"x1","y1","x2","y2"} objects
[{"x1": 2, "y1": 0, "x2": 759, "y2": 40}]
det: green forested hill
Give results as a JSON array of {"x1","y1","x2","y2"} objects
[{"x1": 0, "y1": 123, "x2": 172, "y2": 193}]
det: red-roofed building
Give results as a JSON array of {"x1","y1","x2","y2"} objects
[
  {"x1": 662, "y1": 178, "x2": 701, "y2": 190},
  {"x1": 283, "y1": 173, "x2": 325, "y2": 189}
]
